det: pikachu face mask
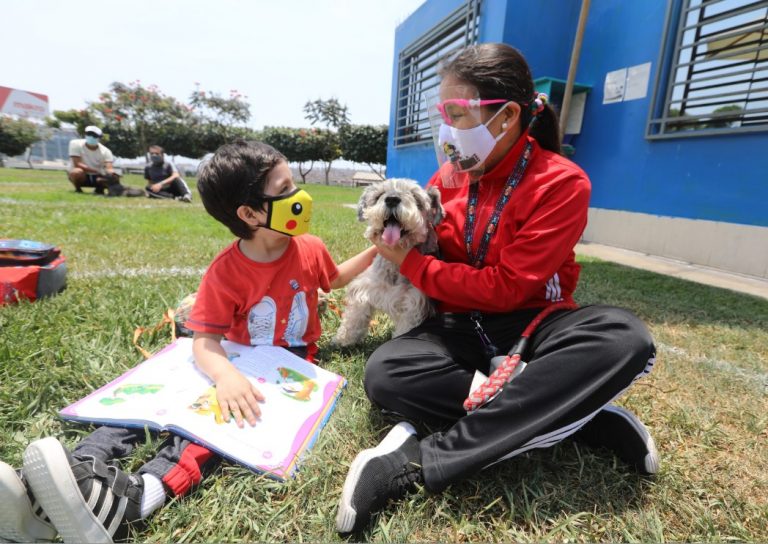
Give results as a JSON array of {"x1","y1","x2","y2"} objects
[{"x1": 261, "y1": 188, "x2": 313, "y2": 236}]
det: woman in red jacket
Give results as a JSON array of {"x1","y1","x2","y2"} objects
[{"x1": 335, "y1": 43, "x2": 658, "y2": 534}]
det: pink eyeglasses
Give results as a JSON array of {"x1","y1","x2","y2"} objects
[{"x1": 436, "y1": 98, "x2": 509, "y2": 125}]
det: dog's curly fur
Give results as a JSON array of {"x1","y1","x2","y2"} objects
[{"x1": 333, "y1": 178, "x2": 444, "y2": 346}]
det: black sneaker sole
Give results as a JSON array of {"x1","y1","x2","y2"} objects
[
  {"x1": 23, "y1": 438, "x2": 113, "y2": 544},
  {"x1": 336, "y1": 422, "x2": 417, "y2": 533}
]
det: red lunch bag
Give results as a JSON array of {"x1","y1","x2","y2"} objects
[{"x1": 0, "y1": 239, "x2": 68, "y2": 305}]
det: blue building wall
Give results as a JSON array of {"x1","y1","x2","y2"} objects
[
  {"x1": 388, "y1": 0, "x2": 510, "y2": 185},
  {"x1": 388, "y1": 0, "x2": 768, "y2": 228}
]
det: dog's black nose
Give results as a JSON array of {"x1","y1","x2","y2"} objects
[{"x1": 384, "y1": 196, "x2": 401, "y2": 208}]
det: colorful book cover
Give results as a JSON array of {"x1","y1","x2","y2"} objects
[{"x1": 59, "y1": 338, "x2": 346, "y2": 481}]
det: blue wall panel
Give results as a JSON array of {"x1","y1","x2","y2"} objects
[
  {"x1": 387, "y1": 0, "x2": 511, "y2": 185},
  {"x1": 501, "y1": 0, "x2": 580, "y2": 80},
  {"x1": 388, "y1": 0, "x2": 768, "y2": 227},
  {"x1": 572, "y1": 1, "x2": 768, "y2": 227},
  {"x1": 387, "y1": 0, "x2": 467, "y2": 185}
]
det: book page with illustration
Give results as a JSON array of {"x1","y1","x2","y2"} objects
[{"x1": 60, "y1": 338, "x2": 346, "y2": 480}]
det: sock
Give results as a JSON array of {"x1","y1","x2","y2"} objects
[{"x1": 139, "y1": 474, "x2": 167, "y2": 518}]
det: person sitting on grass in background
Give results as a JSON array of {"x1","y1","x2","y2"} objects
[
  {"x1": 66, "y1": 125, "x2": 117, "y2": 194},
  {"x1": 0, "y1": 140, "x2": 377, "y2": 544},
  {"x1": 144, "y1": 145, "x2": 193, "y2": 202}
]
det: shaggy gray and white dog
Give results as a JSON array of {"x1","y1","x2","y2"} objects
[{"x1": 333, "y1": 178, "x2": 443, "y2": 346}]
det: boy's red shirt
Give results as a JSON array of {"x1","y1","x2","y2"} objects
[
  {"x1": 401, "y1": 133, "x2": 591, "y2": 313},
  {"x1": 186, "y1": 235, "x2": 339, "y2": 358}
]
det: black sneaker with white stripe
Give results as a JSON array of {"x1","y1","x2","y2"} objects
[
  {"x1": 336, "y1": 422, "x2": 423, "y2": 534},
  {"x1": 22, "y1": 437, "x2": 143, "y2": 544},
  {"x1": 0, "y1": 461, "x2": 57, "y2": 542},
  {"x1": 574, "y1": 404, "x2": 660, "y2": 475}
]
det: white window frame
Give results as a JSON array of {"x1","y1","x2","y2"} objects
[
  {"x1": 394, "y1": 0, "x2": 481, "y2": 148},
  {"x1": 647, "y1": 0, "x2": 768, "y2": 139}
]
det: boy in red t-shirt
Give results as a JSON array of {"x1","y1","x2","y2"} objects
[
  {"x1": 0, "y1": 141, "x2": 375, "y2": 543},
  {"x1": 187, "y1": 140, "x2": 376, "y2": 426}
]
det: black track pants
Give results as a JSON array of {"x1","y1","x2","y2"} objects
[
  {"x1": 364, "y1": 304, "x2": 655, "y2": 492},
  {"x1": 145, "y1": 177, "x2": 191, "y2": 199},
  {"x1": 73, "y1": 427, "x2": 218, "y2": 497}
]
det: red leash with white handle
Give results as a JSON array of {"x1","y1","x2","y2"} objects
[{"x1": 463, "y1": 302, "x2": 579, "y2": 412}]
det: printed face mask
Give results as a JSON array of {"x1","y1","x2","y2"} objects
[
  {"x1": 261, "y1": 188, "x2": 313, "y2": 236},
  {"x1": 85, "y1": 136, "x2": 99, "y2": 146},
  {"x1": 437, "y1": 106, "x2": 507, "y2": 174}
]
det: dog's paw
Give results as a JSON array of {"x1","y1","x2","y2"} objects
[{"x1": 331, "y1": 331, "x2": 358, "y2": 348}]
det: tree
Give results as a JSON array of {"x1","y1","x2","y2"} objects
[
  {"x1": 315, "y1": 129, "x2": 341, "y2": 185},
  {"x1": 293, "y1": 129, "x2": 320, "y2": 183},
  {"x1": 186, "y1": 88, "x2": 254, "y2": 155},
  {"x1": 53, "y1": 81, "x2": 254, "y2": 158},
  {"x1": 262, "y1": 126, "x2": 305, "y2": 180},
  {"x1": 261, "y1": 127, "x2": 342, "y2": 184},
  {"x1": 339, "y1": 124, "x2": 388, "y2": 178},
  {"x1": 302, "y1": 98, "x2": 349, "y2": 183},
  {"x1": 303, "y1": 98, "x2": 349, "y2": 130},
  {"x1": 292, "y1": 128, "x2": 341, "y2": 183},
  {"x1": 261, "y1": 127, "x2": 326, "y2": 184},
  {"x1": 261, "y1": 127, "x2": 298, "y2": 158},
  {"x1": 189, "y1": 88, "x2": 250, "y2": 127},
  {"x1": 49, "y1": 109, "x2": 100, "y2": 138},
  {"x1": 0, "y1": 116, "x2": 41, "y2": 166}
]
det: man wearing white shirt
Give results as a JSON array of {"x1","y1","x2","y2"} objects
[{"x1": 67, "y1": 126, "x2": 117, "y2": 194}]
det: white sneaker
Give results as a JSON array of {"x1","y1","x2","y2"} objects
[{"x1": 0, "y1": 461, "x2": 57, "y2": 542}]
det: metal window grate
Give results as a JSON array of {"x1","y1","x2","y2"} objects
[
  {"x1": 394, "y1": 0, "x2": 481, "y2": 148},
  {"x1": 648, "y1": 0, "x2": 768, "y2": 138}
]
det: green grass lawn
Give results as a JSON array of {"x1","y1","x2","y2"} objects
[{"x1": 2, "y1": 168, "x2": 767, "y2": 542}]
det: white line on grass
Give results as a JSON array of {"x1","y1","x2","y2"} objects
[
  {"x1": 71, "y1": 266, "x2": 207, "y2": 279},
  {"x1": 1, "y1": 182, "x2": 60, "y2": 187},
  {"x1": 658, "y1": 342, "x2": 768, "y2": 394},
  {"x1": 1, "y1": 197, "x2": 175, "y2": 210}
]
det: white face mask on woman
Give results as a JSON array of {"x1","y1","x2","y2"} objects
[
  {"x1": 426, "y1": 87, "x2": 514, "y2": 187},
  {"x1": 437, "y1": 109, "x2": 507, "y2": 174}
]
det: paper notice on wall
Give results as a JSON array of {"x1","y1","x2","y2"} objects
[
  {"x1": 603, "y1": 68, "x2": 627, "y2": 104},
  {"x1": 624, "y1": 62, "x2": 652, "y2": 101}
]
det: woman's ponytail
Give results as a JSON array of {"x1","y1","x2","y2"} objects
[{"x1": 529, "y1": 103, "x2": 561, "y2": 155}]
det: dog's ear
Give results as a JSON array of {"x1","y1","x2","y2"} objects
[
  {"x1": 357, "y1": 183, "x2": 379, "y2": 222},
  {"x1": 426, "y1": 186, "x2": 444, "y2": 226}
]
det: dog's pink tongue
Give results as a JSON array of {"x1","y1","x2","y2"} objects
[{"x1": 382, "y1": 224, "x2": 401, "y2": 246}]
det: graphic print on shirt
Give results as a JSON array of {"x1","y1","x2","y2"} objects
[
  {"x1": 283, "y1": 289, "x2": 309, "y2": 347},
  {"x1": 247, "y1": 297, "x2": 277, "y2": 346},
  {"x1": 545, "y1": 272, "x2": 564, "y2": 302}
]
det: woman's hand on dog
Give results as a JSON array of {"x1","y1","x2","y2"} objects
[{"x1": 374, "y1": 239, "x2": 411, "y2": 267}]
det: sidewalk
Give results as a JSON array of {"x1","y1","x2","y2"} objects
[{"x1": 576, "y1": 242, "x2": 768, "y2": 301}]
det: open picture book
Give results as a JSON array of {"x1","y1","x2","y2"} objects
[{"x1": 60, "y1": 338, "x2": 346, "y2": 481}]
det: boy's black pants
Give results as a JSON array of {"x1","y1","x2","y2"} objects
[
  {"x1": 73, "y1": 427, "x2": 218, "y2": 497},
  {"x1": 364, "y1": 304, "x2": 655, "y2": 492},
  {"x1": 145, "y1": 178, "x2": 191, "y2": 199}
]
